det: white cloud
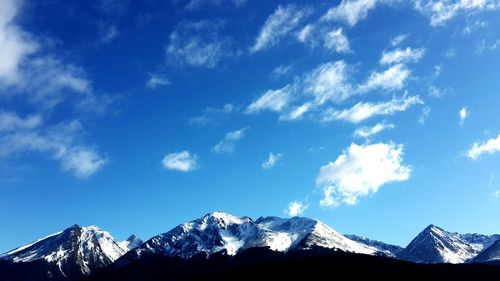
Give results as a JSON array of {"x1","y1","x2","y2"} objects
[
  {"x1": 297, "y1": 24, "x2": 315, "y2": 43},
  {"x1": 305, "y1": 61, "x2": 352, "y2": 104},
  {"x1": 414, "y1": 0, "x2": 500, "y2": 26},
  {"x1": 0, "y1": 117, "x2": 107, "y2": 178},
  {"x1": 145, "y1": 74, "x2": 170, "y2": 89},
  {"x1": 359, "y1": 64, "x2": 411, "y2": 92},
  {"x1": 162, "y1": 150, "x2": 197, "y2": 172},
  {"x1": 391, "y1": 34, "x2": 408, "y2": 46},
  {"x1": 262, "y1": 152, "x2": 282, "y2": 169},
  {"x1": 317, "y1": 142, "x2": 411, "y2": 207},
  {"x1": 166, "y1": 20, "x2": 234, "y2": 68},
  {"x1": 0, "y1": 0, "x2": 38, "y2": 85},
  {"x1": 466, "y1": 133, "x2": 500, "y2": 160},
  {"x1": 380, "y1": 47, "x2": 426, "y2": 65},
  {"x1": 325, "y1": 95, "x2": 423, "y2": 123},
  {"x1": 354, "y1": 122, "x2": 395, "y2": 138},
  {"x1": 428, "y1": 84, "x2": 448, "y2": 98},
  {"x1": 459, "y1": 107, "x2": 469, "y2": 125},
  {"x1": 418, "y1": 106, "x2": 431, "y2": 124},
  {"x1": 250, "y1": 5, "x2": 308, "y2": 53},
  {"x1": 280, "y1": 103, "x2": 312, "y2": 121},
  {"x1": 213, "y1": 127, "x2": 248, "y2": 154},
  {"x1": 322, "y1": 0, "x2": 377, "y2": 26},
  {"x1": 189, "y1": 104, "x2": 235, "y2": 126},
  {"x1": 272, "y1": 64, "x2": 293, "y2": 78},
  {"x1": 494, "y1": 190, "x2": 500, "y2": 199},
  {"x1": 246, "y1": 85, "x2": 292, "y2": 113},
  {"x1": 286, "y1": 201, "x2": 309, "y2": 216},
  {"x1": 323, "y1": 28, "x2": 352, "y2": 53}
]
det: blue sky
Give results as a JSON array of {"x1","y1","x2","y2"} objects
[{"x1": 1, "y1": 0, "x2": 500, "y2": 252}]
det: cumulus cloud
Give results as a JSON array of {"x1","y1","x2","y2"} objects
[
  {"x1": 380, "y1": 47, "x2": 426, "y2": 65},
  {"x1": 162, "y1": 150, "x2": 197, "y2": 172},
  {"x1": 466, "y1": 133, "x2": 500, "y2": 160},
  {"x1": 286, "y1": 201, "x2": 309, "y2": 216},
  {"x1": 212, "y1": 127, "x2": 248, "y2": 153},
  {"x1": 414, "y1": 0, "x2": 500, "y2": 26},
  {"x1": 189, "y1": 104, "x2": 235, "y2": 127},
  {"x1": 166, "y1": 20, "x2": 234, "y2": 68},
  {"x1": 324, "y1": 95, "x2": 423, "y2": 123},
  {"x1": 322, "y1": 0, "x2": 377, "y2": 26},
  {"x1": 262, "y1": 152, "x2": 282, "y2": 169},
  {"x1": 354, "y1": 122, "x2": 394, "y2": 138},
  {"x1": 317, "y1": 142, "x2": 411, "y2": 207},
  {"x1": 0, "y1": 115, "x2": 107, "y2": 178},
  {"x1": 323, "y1": 28, "x2": 352, "y2": 53},
  {"x1": 145, "y1": 74, "x2": 170, "y2": 89},
  {"x1": 250, "y1": 5, "x2": 308, "y2": 53},
  {"x1": 459, "y1": 107, "x2": 469, "y2": 125},
  {"x1": 246, "y1": 86, "x2": 292, "y2": 113},
  {"x1": 359, "y1": 64, "x2": 411, "y2": 92}
]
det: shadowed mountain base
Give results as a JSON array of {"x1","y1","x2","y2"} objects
[{"x1": 84, "y1": 247, "x2": 500, "y2": 281}]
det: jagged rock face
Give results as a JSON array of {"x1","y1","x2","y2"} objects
[
  {"x1": 126, "y1": 212, "x2": 378, "y2": 260},
  {"x1": 0, "y1": 225, "x2": 127, "y2": 278}
]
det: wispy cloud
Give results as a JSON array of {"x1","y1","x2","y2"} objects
[
  {"x1": 212, "y1": 127, "x2": 248, "y2": 154},
  {"x1": 185, "y1": 0, "x2": 246, "y2": 11},
  {"x1": 246, "y1": 86, "x2": 292, "y2": 114},
  {"x1": 414, "y1": 0, "x2": 500, "y2": 26},
  {"x1": 286, "y1": 201, "x2": 309, "y2": 216},
  {"x1": 354, "y1": 122, "x2": 395, "y2": 138},
  {"x1": 494, "y1": 190, "x2": 500, "y2": 199},
  {"x1": 189, "y1": 104, "x2": 235, "y2": 127},
  {"x1": 324, "y1": 95, "x2": 423, "y2": 123},
  {"x1": 391, "y1": 34, "x2": 408, "y2": 46},
  {"x1": 459, "y1": 107, "x2": 469, "y2": 126},
  {"x1": 317, "y1": 142, "x2": 411, "y2": 207},
  {"x1": 145, "y1": 74, "x2": 171, "y2": 89},
  {"x1": 250, "y1": 5, "x2": 308, "y2": 53},
  {"x1": 166, "y1": 20, "x2": 235, "y2": 68},
  {"x1": 322, "y1": 0, "x2": 377, "y2": 26},
  {"x1": 466, "y1": 133, "x2": 500, "y2": 160},
  {"x1": 380, "y1": 47, "x2": 426, "y2": 65},
  {"x1": 0, "y1": 115, "x2": 107, "y2": 178},
  {"x1": 305, "y1": 61, "x2": 352, "y2": 104},
  {"x1": 162, "y1": 150, "x2": 197, "y2": 172},
  {"x1": 323, "y1": 28, "x2": 352, "y2": 53},
  {"x1": 418, "y1": 106, "x2": 431, "y2": 125},
  {"x1": 359, "y1": 64, "x2": 411, "y2": 93},
  {"x1": 262, "y1": 152, "x2": 282, "y2": 169}
]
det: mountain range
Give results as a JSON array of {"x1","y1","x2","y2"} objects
[{"x1": 0, "y1": 212, "x2": 499, "y2": 280}]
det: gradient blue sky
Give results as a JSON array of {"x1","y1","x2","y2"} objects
[{"x1": 1, "y1": 0, "x2": 500, "y2": 253}]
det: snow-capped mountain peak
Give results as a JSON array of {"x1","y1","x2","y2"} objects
[
  {"x1": 0, "y1": 224, "x2": 129, "y2": 278},
  {"x1": 397, "y1": 224, "x2": 495, "y2": 264},
  {"x1": 119, "y1": 234, "x2": 143, "y2": 251},
  {"x1": 125, "y1": 212, "x2": 379, "y2": 261}
]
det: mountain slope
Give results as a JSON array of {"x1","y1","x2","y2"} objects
[
  {"x1": 345, "y1": 234, "x2": 404, "y2": 258},
  {"x1": 119, "y1": 235, "x2": 143, "y2": 251},
  {"x1": 397, "y1": 225, "x2": 496, "y2": 263},
  {"x1": 123, "y1": 212, "x2": 379, "y2": 261},
  {"x1": 0, "y1": 225, "x2": 127, "y2": 279},
  {"x1": 473, "y1": 240, "x2": 500, "y2": 263}
]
